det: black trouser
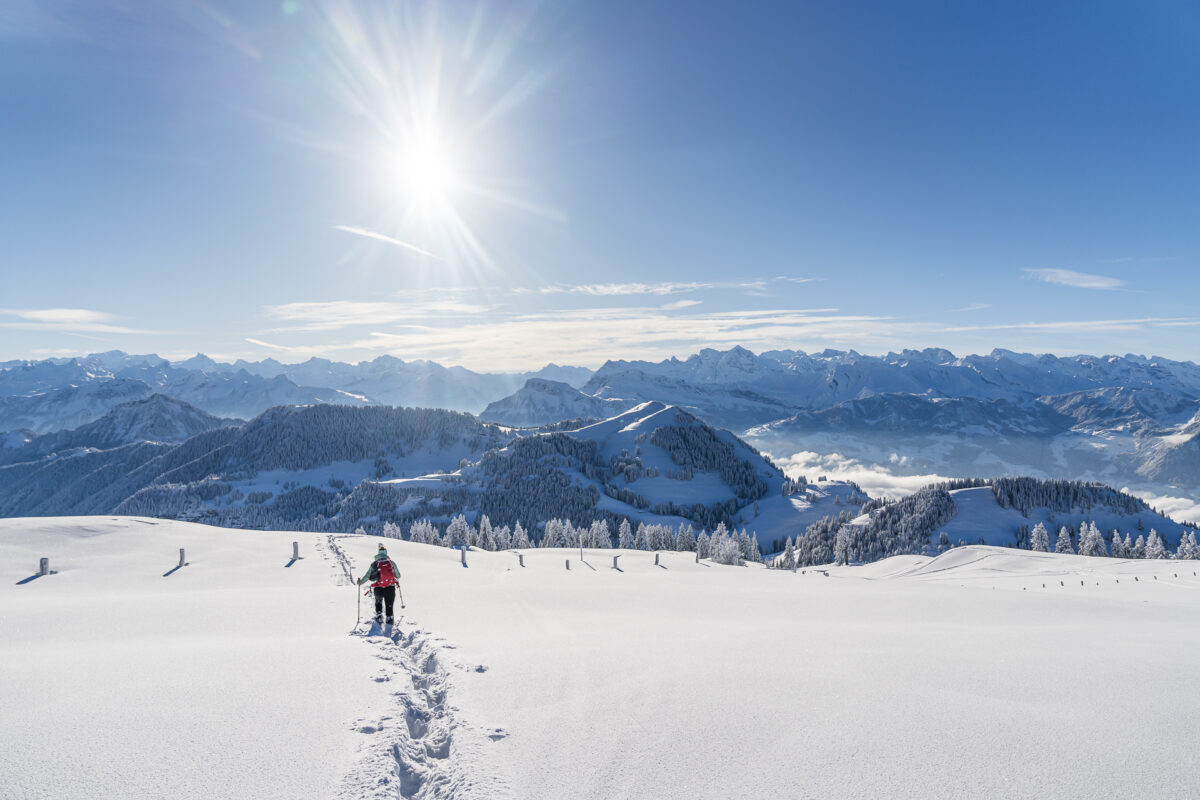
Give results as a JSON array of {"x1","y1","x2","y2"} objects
[{"x1": 373, "y1": 585, "x2": 396, "y2": 619}]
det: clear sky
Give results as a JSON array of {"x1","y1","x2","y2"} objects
[{"x1": 1, "y1": 0, "x2": 1198, "y2": 370}]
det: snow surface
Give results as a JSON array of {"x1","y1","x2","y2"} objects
[{"x1": 3, "y1": 518, "x2": 1199, "y2": 799}]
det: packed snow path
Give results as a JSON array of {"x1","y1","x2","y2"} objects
[{"x1": 328, "y1": 534, "x2": 504, "y2": 800}]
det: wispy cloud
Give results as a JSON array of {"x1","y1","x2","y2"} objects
[
  {"x1": 534, "y1": 282, "x2": 711, "y2": 296},
  {"x1": 944, "y1": 317, "x2": 1193, "y2": 333},
  {"x1": 333, "y1": 225, "x2": 440, "y2": 259},
  {"x1": 661, "y1": 300, "x2": 702, "y2": 310},
  {"x1": 243, "y1": 306, "x2": 910, "y2": 370},
  {"x1": 1023, "y1": 268, "x2": 1125, "y2": 290},
  {"x1": 947, "y1": 302, "x2": 990, "y2": 313},
  {"x1": 0, "y1": 308, "x2": 153, "y2": 335},
  {"x1": 262, "y1": 300, "x2": 491, "y2": 332},
  {"x1": 528, "y1": 276, "x2": 816, "y2": 297}
]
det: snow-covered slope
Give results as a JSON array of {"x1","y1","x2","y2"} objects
[
  {"x1": 0, "y1": 378, "x2": 154, "y2": 434},
  {"x1": 4, "y1": 518, "x2": 1198, "y2": 800},
  {"x1": 0, "y1": 405, "x2": 511, "y2": 521},
  {"x1": 0, "y1": 394, "x2": 235, "y2": 466},
  {"x1": 821, "y1": 478, "x2": 1193, "y2": 569},
  {"x1": 0, "y1": 401, "x2": 856, "y2": 549},
  {"x1": 479, "y1": 378, "x2": 630, "y2": 427}
]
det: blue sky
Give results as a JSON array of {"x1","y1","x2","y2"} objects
[{"x1": 1, "y1": 0, "x2": 1198, "y2": 370}]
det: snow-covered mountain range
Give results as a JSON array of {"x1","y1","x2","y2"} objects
[
  {"x1": 4, "y1": 345, "x2": 1199, "y2": 504},
  {"x1": 0, "y1": 399, "x2": 861, "y2": 547},
  {"x1": 479, "y1": 378, "x2": 631, "y2": 427},
  {"x1": 0, "y1": 351, "x2": 592, "y2": 431}
]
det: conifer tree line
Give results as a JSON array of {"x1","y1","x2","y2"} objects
[
  {"x1": 1026, "y1": 520, "x2": 1198, "y2": 560},
  {"x1": 772, "y1": 477, "x2": 1198, "y2": 568},
  {"x1": 374, "y1": 515, "x2": 762, "y2": 565}
]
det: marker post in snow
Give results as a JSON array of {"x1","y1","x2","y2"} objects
[
  {"x1": 178, "y1": 548, "x2": 187, "y2": 568},
  {"x1": 460, "y1": 546, "x2": 467, "y2": 568},
  {"x1": 292, "y1": 541, "x2": 302, "y2": 560},
  {"x1": 39, "y1": 558, "x2": 56, "y2": 576}
]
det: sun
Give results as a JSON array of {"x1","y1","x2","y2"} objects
[{"x1": 396, "y1": 136, "x2": 460, "y2": 205}]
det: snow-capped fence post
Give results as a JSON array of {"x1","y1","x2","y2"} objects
[
  {"x1": 460, "y1": 546, "x2": 467, "y2": 568},
  {"x1": 612, "y1": 555, "x2": 621, "y2": 570},
  {"x1": 695, "y1": 551, "x2": 699, "y2": 564},
  {"x1": 178, "y1": 548, "x2": 186, "y2": 568},
  {"x1": 292, "y1": 541, "x2": 302, "y2": 560},
  {"x1": 565, "y1": 559, "x2": 570, "y2": 571},
  {"x1": 39, "y1": 557, "x2": 50, "y2": 576},
  {"x1": 654, "y1": 552, "x2": 660, "y2": 566},
  {"x1": 516, "y1": 553, "x2": 525, "y2": 568}
]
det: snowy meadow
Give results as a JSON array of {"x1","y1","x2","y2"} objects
[{"x1": 3, "y1": 517, "x2": 1198, "y2": 800}]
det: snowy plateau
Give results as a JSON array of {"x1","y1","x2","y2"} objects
[{"x1": 2, "y1": 517, "x2": 1199, "y2": 800}]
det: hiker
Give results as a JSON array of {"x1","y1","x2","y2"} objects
[{"x1": 357, "y1": 544, "x2": 399, "y2": 625}]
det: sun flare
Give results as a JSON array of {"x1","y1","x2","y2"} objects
[{"x1": 396, "y1": 137, "x2": 459, "y2": 204}]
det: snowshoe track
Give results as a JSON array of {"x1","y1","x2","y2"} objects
[{"x1": 327, "y1": 535, "x2": 505, "y2": 800}]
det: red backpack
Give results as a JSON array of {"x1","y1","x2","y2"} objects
[{"x1": 374, "y1": 559, "x2": 397, "y2": 588}]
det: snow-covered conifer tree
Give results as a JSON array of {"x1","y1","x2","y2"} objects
[
  {"x1": 478, "y1": 515, "x2": 495, "y2": 551},
  {"x1": 782, "y1": 537, "x2": 796, "y2": 570},
  {"x1": 446, "y1": 514, "x2": 471, "y2": 548},
  {"x1": 834, "y1": 526, "x2": 852, "y2": 566},
  {"x1": 512, "y1": 521, "x2": 530, "y2": 549},
  {"x1": 1030, "y1": 522, "x2": 1050, "y2": 552},
  {"x1": 1177, "y1": 531, "x2": 1198, "y2": 560},
  {"x1": 1055, "y1": 525, "x2": 1074, "y2": 554},
  {"x1": 590, "y1": 519, "x2": 611, "y2": 548},
  {"x1": 634, "y1": 523, "x2": 649, "y2": 551},
  {"x1": 495, "y1": 525, "x2": 512, "y2": 551},
  {"x1": 1145, "y1": 529, "x2": 1168, "y2": 559},
  {"x1": 1079, "y1": 521, "x2": 1106, "y2": 557},
  {"x1": 1108, "y1": 529, "x2": 1125, "y2": 559},
  {"x1": 1131, "y1": 534, "x2": 1146, "y2": 559},
  {"x1": 618, "y1": 519, "x2": 634, "y2": 549}
]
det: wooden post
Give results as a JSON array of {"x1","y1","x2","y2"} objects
[
  {"x1": 654, "y1": 552, "x2": 660, "y2": 566},
  {"x1": 565, "y1": 559, "x2": 570, "y2": 571},
  {"x1": 39, "y1": 557, "x2": 49, "y2": 576},
  {"x1": 613, "y1": 555, "x2": 620, "y2": 569},
  {"x1": 292, "y1": 541, "x2": 301, "y2": 560},
  {"x1": 461, "y1": 546, "x2": 467, "y2": 567},
  {"x1": 695, "y1": 551, "x2": 700, "y2": 563},
  {"x1": 179, "y1": 548, "x2": 186, "y2": 567},
  {"x1": 517, "y1": 553, "x2": 525, "y2": 567}
]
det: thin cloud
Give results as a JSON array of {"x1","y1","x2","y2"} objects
[
  {"x1": 241, "y1": 306, "x2": 912, "y2": 370},
  {"x1": 947, "y1": 302, "x2": 990, "y2": 313},
  {"x1": 0, "y1": 308, "x2": 154, "y2": 335},
  {"x1": 262, "y1": 300, "x2": 491, "y2": 332},
  {"x1": 333, "y1": 225, "x2": 440, "y2": 259},
  {"x1": 944, "y1": 318, "x2": 1193, "y2": 333},
  {"x1": 532, "y1": 276, "x2": 816, "y2": 296},
  {"x1": 661, "y1": 300, "x2": 702, "y2": 310},
  {"x1": 1023, "y1": 268, "x2": 1125, "y2": 290}
]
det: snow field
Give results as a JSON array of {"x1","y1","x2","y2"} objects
[
  {"x1": 3, "y1": 519, "x2": 1199, "y2": 799},
  {"x1": 0, "y1": 518, "x2": 386, "y2": 800}
]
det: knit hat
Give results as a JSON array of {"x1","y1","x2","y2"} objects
[{"x1": 375, "y1": 545, "x2": 388, "y2": 561}]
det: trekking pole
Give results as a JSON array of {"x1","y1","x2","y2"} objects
[
  {"x1": 397, "y1": 573, "x2": 406, "y2": 609},
  {"x1": 356, "y1": 582, "x2": 361, "y2": 627}
]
